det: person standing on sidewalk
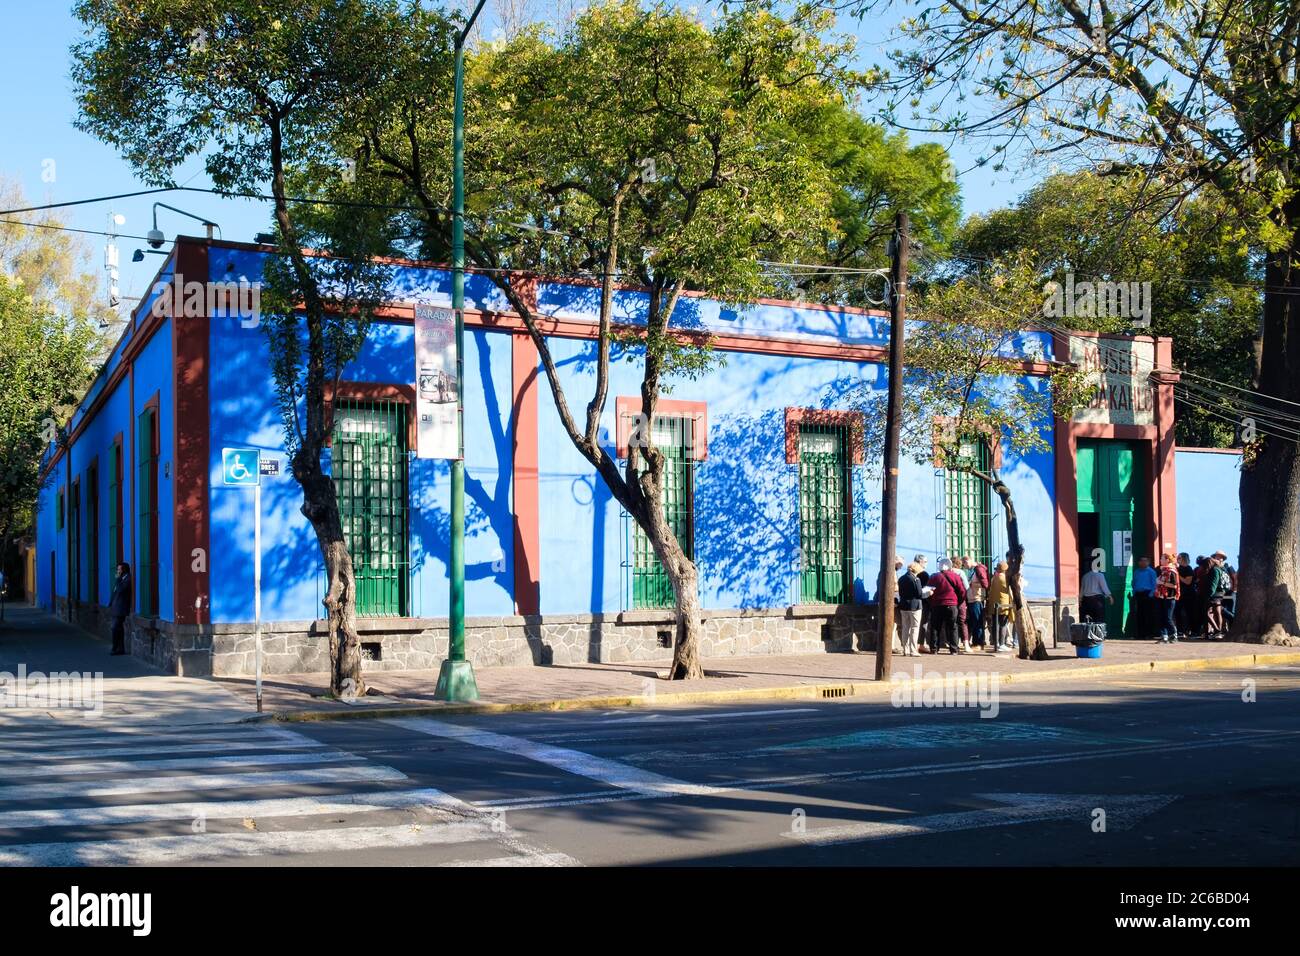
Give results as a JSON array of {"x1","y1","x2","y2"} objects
[
  {"x1": 963, "y1": 556, "x2": 989, "y2": 648},
  {"x1": 928, "y1": 559, "x2": 967, "y2": 654},
  {"x1": 897, "y1": 561, "x2": 925, "y2": 657},
  {"x1": 1130, "y1": 556, "x2": 1157, "y2": 639},
  {"x1": 1176, "y1": 553, "x2": 1196, "y2": 637},
  {"x1": 1079, "y1": 565, "x2": 1113, "y2": 624},
  {"x1": 108, "y1": 562, "x2": 132, "y2": 656},
  {"x1": 987, "y1": 560, "x2": 1015, "y2": 651},
  {"x1": 1205, "y1": 554, "x2": 1230, "y2": 639},
  {"x1": 1155, "y1": 553, "x2": 1181, "y2": 643}
]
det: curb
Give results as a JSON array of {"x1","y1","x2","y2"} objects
[{"x1": 255, "y1": 649, "x2": 1300, "y2": 724}]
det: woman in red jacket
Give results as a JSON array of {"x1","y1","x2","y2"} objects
[{"x1": 928, "y1": 559, "x2": 968, "y2": 654}]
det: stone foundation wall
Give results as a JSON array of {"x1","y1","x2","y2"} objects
[
  {"x1": 54, "y1": 596, "x2": 1064, "y2": 677},
  {"x1": 59, "y1": 599, "x2": 213, "y2": 677},
  {"x1": 208, "y1": 604, "x2": 881, "y2": 677}
]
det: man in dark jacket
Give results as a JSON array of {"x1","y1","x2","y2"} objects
[{"x1": 108, "y1": 562, "x2": 132, "y2": 655}]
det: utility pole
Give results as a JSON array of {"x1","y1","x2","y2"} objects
[
  {"x1": 876, "y1": 213, "x2": 908, "y2": 682},
  {"x1": 435, "y1": 0, "x2": 489, "y2": 703}
]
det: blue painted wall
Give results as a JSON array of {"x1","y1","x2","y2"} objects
[
  {"x1": 206, "y1": 290, "x2": 516, "y2": 624},
  {"x1": 40, "y1": 243, "x2": 1065, "y2": 628},
  {"x1": 1175, "y1": 449, "x2": 1242, "y2": 564},
  {"x1": 533, "y1": 337, "x2": 1059, "y2": 614}
]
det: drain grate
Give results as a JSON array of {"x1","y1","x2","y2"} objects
[{"x1": 821, "y1": 686, "x2": 848, "y2": 699}]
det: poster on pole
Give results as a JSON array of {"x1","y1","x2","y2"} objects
[{"x1": 414, "y1": 304, "x2": 459, "y2": 460}]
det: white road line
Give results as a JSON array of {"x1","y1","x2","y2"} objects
[
  {"x1": 12, "y1": 751, "x2": 352, "y2": 779},
  {"x1": 786, "y1": 794, "x2": 1178, "y2": 847},
  {"x1": 5, "y1": 740, "x2": 332, "y2": 762},
  {"x1": 0, "y1": 764, "x2": 408, "y2": 802},
  {"x1": 0, "y1": 821, "x2": 501, "y2": 866},
  {"x1": 439, "y1": 853, "x2": 577, "y2": 867},
  {"x1": 386, "y1": 717, "x2": 726, "y2": 797},
  {"x1": 0, "y1": 727, "x2": 310, "y2": 752},
  {"x1": 466, "y1": 729, "x2": 1300, "y2": 813},
  {"x1": 0, "y1": 788, "x2": 464, "y2": 830}
]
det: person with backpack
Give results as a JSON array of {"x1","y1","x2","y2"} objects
[
  {"x1": 963, "y1": 556, "x2": 990, "y2": 648},
  {"x1": 1154, "y1": 553, "x2": 1181, "y2": 643},
  {"x1": 1205, "y1": 555, "x2": 1231, "y2": 639}
]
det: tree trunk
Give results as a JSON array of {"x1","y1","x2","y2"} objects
[
  {"x1": 667, "y1": 558, "x2": 704, "y2": 680},
  {"x1": 1233, "y1": 214, "x2": 1300, "y2": 640},
  {"x1": 294, "y1": 452, "x2": 366, "y2": 698},
  {"x1": 978, "y1": 469, "x2": 1049, "y2": 660}
]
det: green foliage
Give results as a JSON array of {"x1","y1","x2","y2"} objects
[
  {"x1": 0, "y1": 273, "x2": 99, "y2": 542},
  {"x1": 783, "y1": 105, "x2": 962, "y2": 306},
  {"x1": 72, "y1": 0, "x2": 408, "y2": 454},
  {"x1": 953, "y1": 172, "x2": 1259, "y2": 446},
  {"x1": 852, "y1": 257, "x2": 1092, "y2": 476}
]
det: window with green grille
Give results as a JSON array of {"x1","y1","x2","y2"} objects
[
  {"x1": 798, "y1": 425, "x2": 853, "y2": 603},
  {"x1": 332, "y1": 400, "x2": 410, "y2": 617},
  {"x1": 943, "y1": 435, "x2": 993, "y2": 567},
  {"x1": 631, "y1": 415, "x2": 696, "y2": 610},
  {"x1": 136, "y1": 406, "x2": 159, "y2": 616}
]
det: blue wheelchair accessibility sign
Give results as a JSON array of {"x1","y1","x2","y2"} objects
[{"x1": 222, "y1": 448, "x2": 261, "y2": 486}]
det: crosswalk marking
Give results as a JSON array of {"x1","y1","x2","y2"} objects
[
  {"x1": 0, "y1": 764, "x2": 409, "y2": 802},
  {"x1": 0, "y1": 722, "x2": 580, "y2": 867},
  {"x1": 0, "y1": 821, "x2": 502, "y2": 866},
  {"x1": 18, "y1": 751, "x2": 352, "y2": 779},
  {"x1": 0, "y1": 788, "x2": 463, "y2": 830}
]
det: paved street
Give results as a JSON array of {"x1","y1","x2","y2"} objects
[{"x1": 2, "y1": 658, "x2": 1298, "y2": 866}]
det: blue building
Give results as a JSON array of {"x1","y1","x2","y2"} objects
[{"x1": 37, "y1": 236, "x2": 1196, "y2": 675}]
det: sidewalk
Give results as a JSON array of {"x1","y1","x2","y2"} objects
[
  {"x1": 215, "y1": 636, "x2": 1300, "y2": 721},
  {"x1": 0, "y1": 605, "x2": 248, "y2": 727}
]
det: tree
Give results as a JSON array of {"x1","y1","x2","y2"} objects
[
  {"x1": 851, "y1": 257, "x2": 1092, "y2": 659},
  {"x1": 0, "y1": 178, "x2": 104, "y2": 593},
  {"x1": 343, "y1": 0, "x2": 857, "y2": 678},
  {"x1": 845, "y1": 0, "x2": 1300, "y2": 639},
  {"x1": 72, "y1": 0, "x2": 413, "y2": 695},
  {"x1": 954, "y1": 171, "x2": 1260, "y2": 446},
  {"x1": 782, "y1": 105, "x2": 962, "y2": 307}
]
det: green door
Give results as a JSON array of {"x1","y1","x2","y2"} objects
[
  {"x1": 1076, "y1": 439, "x2": 1144, "y2": 636},
  {"x1": 799, "y1": 427, "x2": 852, "y2": 603},
  {"x1": 333, "y1": 401, "x2": 409, "y2": 617}
]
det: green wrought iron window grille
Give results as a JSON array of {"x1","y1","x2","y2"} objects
[
  {"x1": 630, "y1": 415, "x2": 697, "y2": 610},
  {"x1": 943, "y1": 435, "x2": 994, "y2": 568},
  {"x1": 798, "y1": 424, "x2": 854, "y2": 604},
  {"x1": 332, "y1": 399, "x2": 410, "y2": 618}
]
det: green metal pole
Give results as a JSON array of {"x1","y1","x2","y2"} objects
[{"x1": 435, "y1": 0, "x2": 487, "y2": 703}]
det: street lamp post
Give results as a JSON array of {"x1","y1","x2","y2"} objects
[{"x1": 434, "y1": 0, "x2": 489, "y2": 702}]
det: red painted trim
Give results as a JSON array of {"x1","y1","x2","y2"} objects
[
  {"x1": 1049, "y1": 328, "x2": 1180, "y2": 600},
  {"x1": 784, "y1": 408, "x2": 866, "y2": 464},
  {"x1": 511, "y1": 332, "x2": 541, "y2": 615},
  {"x1": 322, "y1": 381, "x2": 418, "y2": 448},
  {"x1": 928, "y1": 415, "x2": 1004, "y2": 472},
  {"x1": 1174, "y1": 445, "x2": 1243, "y2": 455},
  {"x1": 615, "y1": 396, "x2": 708, "y2": 460},
  {"x1": 173, "y1": 241, "x2": 210, "y2": 627}
]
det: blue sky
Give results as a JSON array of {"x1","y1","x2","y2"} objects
[{"x1": 0, "y1": 1, "x2": 1033, "y2": 310}]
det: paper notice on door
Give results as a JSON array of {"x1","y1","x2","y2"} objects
[{"x1": 1112, "y1": 530, "x2": 1132, "y2": 568}]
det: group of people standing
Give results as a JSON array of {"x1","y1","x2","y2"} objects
[
  {"x1": 1078, "y1": 549, "x2": 1237, "y2": 643},
  {"x1": 894, "y1": 554, "x2": 1021, "y2": 656}
]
